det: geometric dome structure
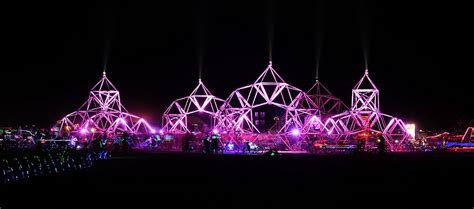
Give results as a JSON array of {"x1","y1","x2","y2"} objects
[
  {"x1": 56, "y1": 71, "x2": 155, "y2": 136},
  {"x1": 306, "y1": 79, "x2": 348, "y2": 116},
  {"x1": 301, "y1": 79, "x2": 348, "y2": 136},
  {"x1": 217, "y1": 61, "x2": 318, "y2": 135},
  {"x1": 330, "y1": 69, "x2": 410, "y2": 151},
  {"x1": 162, "y1": 79, "x2": 224, "y2": 134}
]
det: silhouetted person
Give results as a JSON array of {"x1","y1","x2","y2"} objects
[
  {"x1": 36, "y1": 140, "x2": 44, "y2": 151},
  {"x1": 121, "y1": 139, "x2": 129, "y2": 152},
  {"x1": 203, "y1": 135, "x2": 210, "y2": 154},
  {"x1": 211, "y1": 135, "x2": 219, "y2": 154},
  {"x1": 151, "y1": 137, "x2": 157, "y2": 149},
  {"x1": 122, "y1": 131, "x2": 129, "y2": 144},
  {"x1": 245, "y1": 141, "x2": 251, "y2": 153},
  {"x1": 378, "y1": 136, "x2": 386, "y2": 155},
  {"x1": 92, "y1": 139, "x2": 101, "y2": 152},
  {"x1": 102, "y1": 133, "x2": 107, "y2": 142},
  {"x1": 112, "y1": 142, "x2": 120, "y2": 153},
  {"x1": 355, "y1": 140, "x2": 360, "y2": 154},
  {"x1": 45, "y1": 131, "x2": 51, "y2": 140},
  {"x1": 183, "y1": 133, "x2": 191, "y2": 152}
]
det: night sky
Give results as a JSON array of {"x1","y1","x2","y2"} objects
[{"x1": 1, "y1": 1, "x2": 472, "y2": 130}]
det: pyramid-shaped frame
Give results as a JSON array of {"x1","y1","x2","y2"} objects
[
  {"x1": 56, "y1": 72, "x2": 155, "y2": 136},
  {"x1": 162, "y1": 79, "x2": 224, "y2": 134}
]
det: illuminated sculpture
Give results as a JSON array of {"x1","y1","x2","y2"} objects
[
  {"x1": 217, "y1": 61, "x2": 318, "y2": 134},
  {"x1": 302, "y1": 79, "x2": 348, "y2": 135},
  {"x1": 329, "y1": 69, "x2": 410, "y2": 151},
  {"x1": 162, "y1": 79, "x2": 224, "y2": 134},
  {"x1": 57, "y1": 71, "x2": 155, "y2": 135},
  {"x1": 306, "y1": 80, "x2": 347, "y2": 116}
]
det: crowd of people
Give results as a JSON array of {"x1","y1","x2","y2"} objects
[
  {"x1": 1, "y1": 125, "x2": 396, "y2": 155},
  {"x1": 182, "y1": 132, "x2": 221, "y2": 154}
]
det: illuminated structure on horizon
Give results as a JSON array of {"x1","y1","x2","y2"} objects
[
  {"x1": 327, "y1": 69, "x2": 411, "y2": 151},
  {"x1": 55, "y1": 63, "x2": 411, "y2": 152},
  {"x1": 55, "y1": 71, "x2": 155, "y2": 136},
  {"x1": 161, "y1": 61, "x2": 411, "y2": 151},
  {"x1": 216, "y1": 61, "x2": 318, "y2": 134},
  {"x1": 162, "y1": 79, "x2": 224, "y2": 134}
]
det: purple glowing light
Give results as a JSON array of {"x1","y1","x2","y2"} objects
[
  {"x1": 80, "y1": 129, "x2": 87, "y2": 135},
  {"x1": 58, "y1": 73, "x2": 155, "y2": 136},
  {"x1": 227, "y1": 143, "x2": 235, "y2": 151},
  {"x1": 151, "y1": 129, "x2": 156, "y2": 134},
  {"x1": 159, "y1": 129, "x2": 164, "y2": 134},
  {"x1": 162, "y1": 79, "x2": 225, "y2": 134},
  {"x1": 212, "y1": 129, "x2": 219, "y2": 134},
  {"x1": 291, "y1": 128, "x2": 300, "y2": 136}
]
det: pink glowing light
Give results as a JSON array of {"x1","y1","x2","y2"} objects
[
  {"x1": 159, "y1": 129, "x2": 164, "y2": 134},
  {"x1": 291, "y1": 128, "x2": 300, "y2": 136},
  {"x1": 327, "y1": 69, "x2": 410, "y2": 151},
  {"x1": 120, "y1": 118, "x2": 127, "y2": 126},
  {"x1": 57, "y1": 72, "x2": 155, "y2": 136},
  {"x1": 162, "y1": 79, "x2": 224, "y2": 134},
  {"x1": 216, "y1": 62, "x2": 317, "y2": 135},
  {"x1": 80, "y1": 129, "x2": 87, "y2": 135},
  {"x1": 212, "y1": 129, "x2": 219, "y2": 134}
]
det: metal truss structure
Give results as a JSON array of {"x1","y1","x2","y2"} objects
[
  {"x1": 56, "y1": 72, "x2": 155, "y2": 136},
  {"x1": 214, "y1": 67, "x2": 410, "y2": 151},
  {"x1": 306, "y1": 80, "x2": 348, "y2": 116},
  {"x1": 216, "y1": 62, "x2": 318, "y2": 135},
  {"x1": 162, "y1": 79, "x2": 224, "y2": 134},
  {"x1": 301, "y1": 80, "x2": 349, "y2": 135},
  {"x1": 326, "y1": 70, "x2": 410, "y2": 151}
]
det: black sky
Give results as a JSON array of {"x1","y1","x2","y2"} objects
[{"x1": 1, "y1": 0, "x2": 473, "y2": 130}]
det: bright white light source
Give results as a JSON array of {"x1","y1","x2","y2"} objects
[
  {"x1": 406, "y1": 123, "x2": 416, "y2": 140},
  {"x1": 291, "y1": 128, "x2": 300, "y2": 136},
  {"x1": 80, "y1": 129, "x2": 87, "y2": 134}
]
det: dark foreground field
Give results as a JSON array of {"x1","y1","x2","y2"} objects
[{"x1": 1, "y1": 152, "x2": 474, "y2": 209}]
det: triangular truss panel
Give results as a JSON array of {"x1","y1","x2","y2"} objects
[
  {"x1": 304, "y1": 70, "x2": 410, "y2": 151},
  {"x1": 351, "y1": 69, "x2": 380, "y2": 111},
  {"x1": 162, "y1": 79, "x2": 225, "y2": 134},
  {"x1": 303, "y1": 70, "x2": 409, "y2": 151},
  {"x1": 56, "y1": 72, "x2": 155, "y2": 136},
  {"x1": 217, "y1": 62, "x2": 319, "y2": 137},
  {"x1": 307, "y1": 80, "x2": 348, "y2": 115}
]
